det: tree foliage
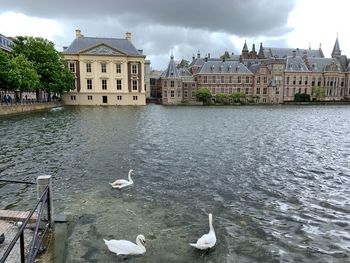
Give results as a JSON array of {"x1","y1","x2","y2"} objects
[
  {"x1": 195, "y1": 88, "x2": 212, "y2": 104},
  {"x1": 220, "y1": 51, "x2": 231, "y2": 60},
  {"x1": 177, "y1": 59, "x2": 190, "y2": 69},
  {"x1": 12, "y1": 36, "x2": 75, "y2": 97},
  {"x1": 215, "y1": 93, "x2": 228, "y2": 104},
  {"x1": 294, "y1": 92, "x2": 311, "y2": 102},
  {"x1": 230, "y1": 92, "x2": 246, "y2": 103},
  {"x1": 0, "y1": 50, "x2": 12, "y2": 89},
  {"x1": 312, "y1": 86, "x2": 326, "y2": 101}
]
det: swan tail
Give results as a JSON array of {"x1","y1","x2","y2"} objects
[
  {"x1": 103, "y1": 239, "x2": 108, "y2": 243},
  {"x1": 189, "y1": 243, "x2": 197, "y2": 247}
]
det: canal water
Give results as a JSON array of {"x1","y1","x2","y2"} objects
[{"x1": 1, "y1": 105, "x2": 350, "y2": 262}]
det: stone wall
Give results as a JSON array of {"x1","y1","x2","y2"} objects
[{"x1": 0, "y1": 102, "x2": 62, "y2": 116}]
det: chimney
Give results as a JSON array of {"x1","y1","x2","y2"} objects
[
  {"x1": 192, "y1": 54, "x2": 195, "y2": 61},
  {"x1": 208, "y1": 53, "x2": 210, "y2": 59},
  {"x1": 197, "y1": 50, "x2": 200, "y2": 58},
  {"x1": 63, "y1": 46, "x2": 68, "y2": 51},
  {"x1": 138, "y1": 49, "x2": 143, "y2": 54},
  {"x1": 75, "y1": 29, "x2": 82, "y2": 39},
  {"x1": 292, "y1": 50, "x2": 296, "y2": 58},
  {"x1": 126, "y1": 32, "x2": 131, "y2": 42}
]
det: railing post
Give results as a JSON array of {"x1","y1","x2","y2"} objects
[
  {"x1": 20, "y1": 232, "x2": 25, "y2": 263},
  {"x1": 37, "y1": 175, "x2": 54, "y2": 229}
]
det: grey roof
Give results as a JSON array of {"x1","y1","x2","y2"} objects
[
  {"x1": 242, "y1": 41, "x2": 248, "y2": 51},
  {"x1": 161, "y1": 55, "x2": 179, "y2": 78},
  {"x1": 248, "y1": 63, "x2": 261, "y2": 74},
  {"x1": 307, "y1": 57, "x2": 342, "y2": 72},
  {"x1": 189, "y1": 57, "x2": 205, "y2": 68},
  {"x1": 332, "y1": 37, "x2": 341, "y2": 56},
  {"x1": 177, "y1": 67, "x2": 192, "y2": 77},
  {"x1": 197, "y1": 60, "x2": 252, "y2": 74},
  {"x1": 263, "y1": 47, "x2": 323, "y2": 58},
  {"x1": 285, "y1": 56, "x2": 309, "y2": 72},
  {"x1": 63, "y1": 37, "x2": 142, "y2": 56}
]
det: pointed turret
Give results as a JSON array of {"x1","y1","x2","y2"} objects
[
  {"x1": 242, "y1": 40, "x2": 249, "y2": 59},
  {"x1": 332, "y1": 35, "x2": 341, "y2": 57},
  {"x1": 163, "y1": 53, "x2": 179, "y2": 78},
  {"x1": 258, "y1": 42, "x2": 265, "y2": 59}
]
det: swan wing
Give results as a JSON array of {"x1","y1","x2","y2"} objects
[
  {"x1": 110, "y1": 179, "x2": 129, "y2": 185},
  {"x1": 104, "y1": 239, "x2": 144, "y2": 255},
  {"x1": 189, "y1": 232, "x2": 216, "y2": 249}
]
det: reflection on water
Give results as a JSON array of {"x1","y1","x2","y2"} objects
[{"x1": 1, "y1": 105, "x2": 350, "y2": 262}]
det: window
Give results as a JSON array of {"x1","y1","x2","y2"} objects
[
  {"x1": 177, "y1": 90, "x2": 181, "y2": 97},
  {"x1": 102, "y1": 79, "x2": 107, "y2": 90},
  {"x1": 204, "y1": 76, "x2": 208, "y2": 83},
  {"x1": 87, "y1": 79, "x2": 92, "y2": 90},
  {"x1": 171, "y1": 81, "x2": 174, "y2": 87},
  {"x1": 184, "y1": 91, "x2": 188, "y2": 97},
  {"x1": 192, "y1": 91, "x2": 195, "y2": 97},
  {"x1": 86, "y1": 63, "x2": 91, "y2": 73},
  {"x1": 221, "y1": 76, "x2": 225, "y2": 83},
  {"x1": 238, "y1": 76, "x2": 241, "y2": 83},
  {"x1": 164, "y1": 81, "x2": 167, "y2": 87},
  {"x1": 133, "y1": 96, "x2": 138, "y2": 100},
  {"x1": 257, "y1": 77, "x2": 260, "y2": 84},
  {"x1": 221, "y1": 87, "x2": 224, "y2": 93},
  {"x1": 263, "y1": 88, "x2": 267, "y2": 95},
  {"x1": 116, "y1": 63, "x2": 121, "y2": 73},
  {"x1": 192, "y1": 83, "x2": 195, "y2": 87},
  {"x1": 164, "y1": 91, "x2": 167, "y2": 98},
  {"x1": 132, "y1": 80, "x2": 138, "y2": 91},
  {"x1": 286, "y1": 76, "x2": 289, "y2": 85},
  {"x1": 245, "y1": 87, "x2": 249, "y2": 94},
  {"x1": 88, "y1": 95, "x2": 92, "y2": 100},
  {"x1": 293, "y1": 76, "x2": 296, "y2": 85},
  {"x1": 276, "y1": 88, "x2": 280, "y2": 95},
  {"x1": 178, "y1": 82, "x2": 181, "y2": 87},
  {"x1": 212, "y1": 76, "x2": 216, "y2": 83},
  {"x1": 102, "y1": 96, "x2": 107, "y2": 103},
  {"x1": 101, "y1": 63, "x2": 107, "y2": 73},
  {"x1": 229, "y1": 76, "x2": 233, "y2": 83},
  {"x1": 246, "y1": 76, "x2": 249, "y2": 83},
  {"x1": 228, "y1": 88, "x2": 232, "y2": 94},
  {"x1": 70, "y1": 95, "x2": 76, "y2": 100},
  {"x1": 237, "y1": 88, "x2": 241, "y2": 93},
  {"x1": 132, "y1": 64, "x2": 137, "y2": 74},
  {"x1": 286, "y1": 87, "x2": 289, "y2": 96},
  {"x1": 263, "y1": 77, "x2": 267, "y2": 84},
  {"x1": 305, "y1": 77, "x2": 308, "y2": 85},
  {"x1": 116, "y1": 79, "x2": 122, "y2": 90},
  {"x1": 170, "y1": 90, "x2": 175, "y2": 97},
  {"x1": 304, "y1": 88, "x2": 307, "y2": 94},
  {"x1": 299, "y1": 77, "x2": 302, "y2": 85},
  {"x1": 69, "y1": 63, "x2": 75, "y2": 73},
  {"x1": 117, "y1": 95, "x2": 122, "y2": 100},
  {"x1": 256, "y1": 87, "x2": 261, "y2": 94}
]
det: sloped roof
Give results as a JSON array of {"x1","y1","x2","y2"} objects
[
  {"x1": 161, "y1": 55, "x2": 179, "y2": 78},
  {"x1": 189, "y1": 57, "x2": 205, "y2": 68},
  {"x1": 332, "y1": 37, "x2": 341, "y2": 56},
  {"x1": 263, "y1": 47, "x2": 323, "y2": 58},
  {"x1": 63, "y1": 37, "x2": 142, "y2": 56},
  {"x1": 307, "y1": 57, "x2": 342, "y2": 72},
  {"x1": 198, "y1": 60, "x2": 252, "y2": 74},
  {"x1": 285, "y1": 56, "x2": 309, "y2": 72}
]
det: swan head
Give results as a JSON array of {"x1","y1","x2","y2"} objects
[
  {"x1": 209, "y1": 213, "x2": 213, "y2": 221},
  {"x1": 137, "y1": 234, "x2": 146, "y2": 245},
  {"x1": 129, "y1": 169, "x2": 134, "y2": 174}
]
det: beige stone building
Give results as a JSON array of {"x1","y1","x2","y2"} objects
[{"x1": 62, "y1": 30, "x2": 146, "y2": 106}]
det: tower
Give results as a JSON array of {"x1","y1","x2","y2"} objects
[{"x1": 242, "y1": 40, "x2": 249, "y2": 59}]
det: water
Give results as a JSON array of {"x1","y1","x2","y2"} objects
[{"x1": 1, "y1": 105, "x2": 350, "y2": 262}]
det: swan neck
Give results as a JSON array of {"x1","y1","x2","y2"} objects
[
  {"x1": 128, "y1": 171, "x2": 133, "y2": 182},
  {"x1": 209, "y1": 215, "x2": 214, "y2": 232},
  {"x1": 136, "y1": 238, "x2": 146, "y2": 252}
]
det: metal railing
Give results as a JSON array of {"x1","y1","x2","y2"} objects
[{"x1": 0, "y1": 180, "x2": 52, "y2": 263}]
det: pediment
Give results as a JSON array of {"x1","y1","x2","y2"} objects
[{"x1": 81, "y1": 44, "x2": 126, "y2": 56}]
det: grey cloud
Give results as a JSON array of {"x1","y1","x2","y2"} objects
[{"x1": 3, "y1": 0, "x2": 296, "y2": 37}]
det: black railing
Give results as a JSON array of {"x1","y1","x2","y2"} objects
[{"x1": 0, "y1": 184, "x2": 52, "y2": 263}]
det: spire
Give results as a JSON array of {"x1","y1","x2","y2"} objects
[
  {"x1": 258, "y1": 42, "x2": 265, "y2": 59},
  {"x1": 170, "y1": 50, "x2": 174, "y2": 60},
  {"x1": 242, "y1": 40, "x2": 248, "y2": 51},
  {"x1": 332, "y1": 34, "x2": 341, "y2": 57}
]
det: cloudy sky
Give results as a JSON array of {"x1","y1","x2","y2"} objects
[{"x1": 0, "y1": 0, "x2": 348, "y2": 69}]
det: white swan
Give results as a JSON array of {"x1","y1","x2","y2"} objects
[
  {"x1": 190, "y1": 213, "x2": 216, "y2": 250},
  {"x1": 104, "y1": 234, "x2": 146, "y2": 256},
  {"x1": 109, "y1": 169, "x2": 134, "y2": 189}
]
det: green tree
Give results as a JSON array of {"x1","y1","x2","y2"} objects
[
  {"x1": 8, "y1": 55, "x2": 40, "y2": 100},
  {"x1": 220, "y1": 51, "x2": 230, "y2": 60},
  {"x1": 195, "y1": 88, "x2": 212, "y2": 105},
  {"x1": 230, "y1": 92, "x2": 246, "y2": 103},
  {"x1": 215, "y1": 93, "x2": 228, "y2": 104},
  {"x1": 312, "y1": 86, "x2": 325, "y2": 101},
  {"x1": 177, "y1": 59, "x2": 190, "y2": 69},
  {"x1": 294, "y1": 92, "x2": 310, "y2": 102},
  {"x1": 0, "y1": 50, "x2": 12, "y2": 91},
  {"x1": 12, "y1": 36, "x2": 75, "y2": 101}
]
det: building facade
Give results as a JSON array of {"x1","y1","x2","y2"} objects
[
  {"x1": 0, "y1": 34, "x2": 13, "y2": 53},
  {"x1": 159, "y1": 36, "x2": 350, "y2": 104},
  {"x1": 62, "y1": 30, "x2": 146, "y2": 106}
]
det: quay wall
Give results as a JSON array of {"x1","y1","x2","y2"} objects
[{"x1": 0, "y1": 102, "x2": 62, "y2": 116}]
